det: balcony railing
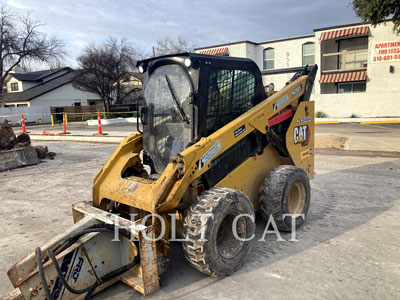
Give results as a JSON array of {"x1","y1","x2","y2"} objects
[{"x1": 322, "y1": 49, "x2": 368, "y2": 73}]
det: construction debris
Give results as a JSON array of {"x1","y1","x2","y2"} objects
[
  {"x1": 0, "y1": 125, "x2": 56, "y2": 171},
  {"x1": 34, "y1": 145, "x2": 56, "y2": 160},
  {"x1": 0, "y1": 126, "x2": 17, "y2": 150}
]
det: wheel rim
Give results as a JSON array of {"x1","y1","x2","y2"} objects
[
  {"x1": 288, "y1": 181, "x2": 306, "y2": 214},
  {"x1": 216, "y1": 211, "x2": 245, "y2": 259}
]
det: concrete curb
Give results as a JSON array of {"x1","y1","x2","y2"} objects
[
  {"x1": 87, "y1": 117, "x2": 137, "y2": 126},
  {"x1": 30, "y1": 134, "x2": 124, "y2": 144},
  {"x1": 315, "y1": 121, "x2": 340, "y2": 124}
]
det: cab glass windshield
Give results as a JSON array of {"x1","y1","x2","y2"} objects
[{"x1": 143, "y1": 64, "x2": 192, "y2": 173}]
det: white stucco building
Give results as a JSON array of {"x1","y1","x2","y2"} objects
[
  {"x1": 1, "y1": 67, "x2": 102, "y2": 108},
  {"x1": 195, "y1": 20, "x2": 400, "y2": 117}
]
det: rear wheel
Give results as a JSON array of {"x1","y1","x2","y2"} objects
[
  {"x1": 183, "y1": 187, "x2": 255, "y2": 277},
  {"x1": 260, "y1": 165, "x2": 310, "y2": 231}
]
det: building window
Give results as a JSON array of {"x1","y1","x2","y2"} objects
[
  {"x1": 302, "y1": 42, "x2": 314, "y2": 66},
  {"x1": 74, "y1": 102, "x2": 81, "y2": 106},
  {"x1": 338, "y1": 82, "x2": 366, "y2": 93},
  {"x1": 263, "y1": 48, "x2": 274, "y2": 70},
  {"x1": 338, "y1": 37, "x2": 368, "y2": 70},
  {"x1": 322, "y1": 36, "x2": 368, "y2": 73},
  {"x1": 10, "y1": 83, "x2": 18, "y2": 91}
]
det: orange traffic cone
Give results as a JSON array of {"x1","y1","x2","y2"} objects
[
  {"x1": 97, "y1": 110, "x2": 103, "y2": 135},
  {"x1": 21, "y1": 113, "x2": 26, "y2": 133},
  {"x1": 62, "y1": 112, "x2": 67, "y2": 134}
]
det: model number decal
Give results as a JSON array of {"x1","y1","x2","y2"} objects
[
  {"x1": 297, "y1": 116, "x2": 311, "y2": 124},
  {"x1": 198, "y1": 141, "x2": 221, "y2": 170},
  {"x1": 294, "y1": 125, "x2": 310, "y2": 146},
  {"x1": 291, "y1": 85, "x2": 302, "y2": 98},
  {"x1": 273, "y1": 94, "x2": 289, "y2": 111},
  {"x1": 234, "y1": 125, "x2": 246, "y2": 138}
]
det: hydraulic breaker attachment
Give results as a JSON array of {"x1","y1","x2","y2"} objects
[{"x1": 4, "y1": 202, "x2": 159, "y2": 300}]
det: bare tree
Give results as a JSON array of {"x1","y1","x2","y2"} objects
[
  {"x1": 156, "y1": 35, "x2": 195, "y2": 55},
  {"x1": 74, "y1": 37, "x2": 143, "y2": 110},
  {"x1": 0, "y1": 6, "x2": 65, "y2": 99}
]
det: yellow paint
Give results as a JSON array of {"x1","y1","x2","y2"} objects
[
  {"x1": 286, "y1": 101, "x2": 315, "y2": 179},
  {"x1": 51, "y1": 115, "x2": 54, "y2": 127},
  {"x1": 360, "y1": 120, "x2": 400, "y2": 124},
  {"x1": 215, "y1": 145, "x2": 284, "y2": 211},
  {"x1": 92, "y1": 73, "x2": 316, "y2": 221}
]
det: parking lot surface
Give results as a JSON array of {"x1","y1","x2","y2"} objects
[{"x1": 0, "y1": 141, "x2": 399, "y2": 299}]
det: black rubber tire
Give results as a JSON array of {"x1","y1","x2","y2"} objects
[
  {"x1": 260, "y1": 165, "x2": 311, "y2": 232},
  {"x1": 182, "y1": 187, "x2": 255, "y2": 277}
]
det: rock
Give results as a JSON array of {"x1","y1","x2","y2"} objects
[
  {"x1": 46, "y1": 151, "x2": 56, "y2": 160},
  {"x1": 0, "y1": 127, "x2": 16, "y2": 150},
  {"x1": 0, "y1": 146, "x2": 39, "y2": 172},
  {"x1": 34, "y1": 146, "x2": 49, "y2": 159},
  {"x1": 16, "y1": 133, "x2": 31, "y2": 147}
]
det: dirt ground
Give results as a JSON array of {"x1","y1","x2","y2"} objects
[
  {"x1": 0, "y1": 141, "x2": 399, "y2": 299},
  {"x1": 315, "y1": 135, "x2": 348, "y2": 149}
]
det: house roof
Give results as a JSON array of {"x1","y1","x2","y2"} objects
[
  {"x1": 9, "y1": 67, "x2": 72, "y2": 82},
  {"x1": 3, "y1": 71, "x2": 74, "y2": 102}
]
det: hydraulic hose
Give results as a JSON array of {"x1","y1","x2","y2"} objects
[{"x1": 35, "y1": 224, "x2": 140, "y2": 299}]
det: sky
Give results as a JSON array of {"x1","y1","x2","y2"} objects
[{"x1": 1, "y1": 0, "x2": 361, "y2": 67}]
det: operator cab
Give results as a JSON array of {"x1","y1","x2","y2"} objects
[{"x1": 137, "y1": 53, "x2": 265, "y2": 174}]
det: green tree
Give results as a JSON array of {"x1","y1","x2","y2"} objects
[{"x1": 352, "y1": 0, "x2": 400, "y2": 33}]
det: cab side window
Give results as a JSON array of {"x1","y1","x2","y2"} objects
[{"x1": 206, "y1": 69, "x2": 256, "y2": 135}]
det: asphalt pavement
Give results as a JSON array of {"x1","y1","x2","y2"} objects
[{"x1": 1, "y1": 142, "x2": 399, "y2": 299}]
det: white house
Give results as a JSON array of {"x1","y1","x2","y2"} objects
[
  {"x1": 195, "y1": 20, "x2": 400, "y2": 118},
  {"x1": 1, "y1": 67, "x2": 102, "y2": 108}
]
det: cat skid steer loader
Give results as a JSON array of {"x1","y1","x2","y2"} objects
[{"x1": 4, "y1": 53, "x2": 317, "y2": 300}]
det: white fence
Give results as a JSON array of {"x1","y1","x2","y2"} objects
[{"x1": 0, "y1": 106, "x2": 51, "y2": 124}]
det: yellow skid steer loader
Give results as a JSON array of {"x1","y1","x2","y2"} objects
[{"x1": 4, "y1": 53, "x2": 317, "y2": 299}]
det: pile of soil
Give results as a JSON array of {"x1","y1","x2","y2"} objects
[
  {"x1": 315, "y1": 135, "x2": 349, "y2": 149},
  {"x1": 0, "y1": 125, "x2": 56, "y2": 159}
]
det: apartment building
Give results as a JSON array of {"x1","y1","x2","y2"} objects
[{"x1": 195, "y1": 20, "x2": 400, "y2": 117}]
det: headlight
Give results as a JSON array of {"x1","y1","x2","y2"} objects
[
  {"x1": 138, "y1": 65, "x2": 145, "y2": 73},
  {"x1": 184, "y1": 58, "x2": 192, "y2": 67},
  {"x1": 268, "y1": 83, "x2": 275, "y2": 92}
]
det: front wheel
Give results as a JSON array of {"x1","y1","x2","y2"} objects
[{"x1": 182, "y1": 187, "x2": 255, "y2": 277}]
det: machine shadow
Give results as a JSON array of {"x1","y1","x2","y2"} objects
[{"x1": 95, "y1": 158, "x2": 400, "y2": 299}]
